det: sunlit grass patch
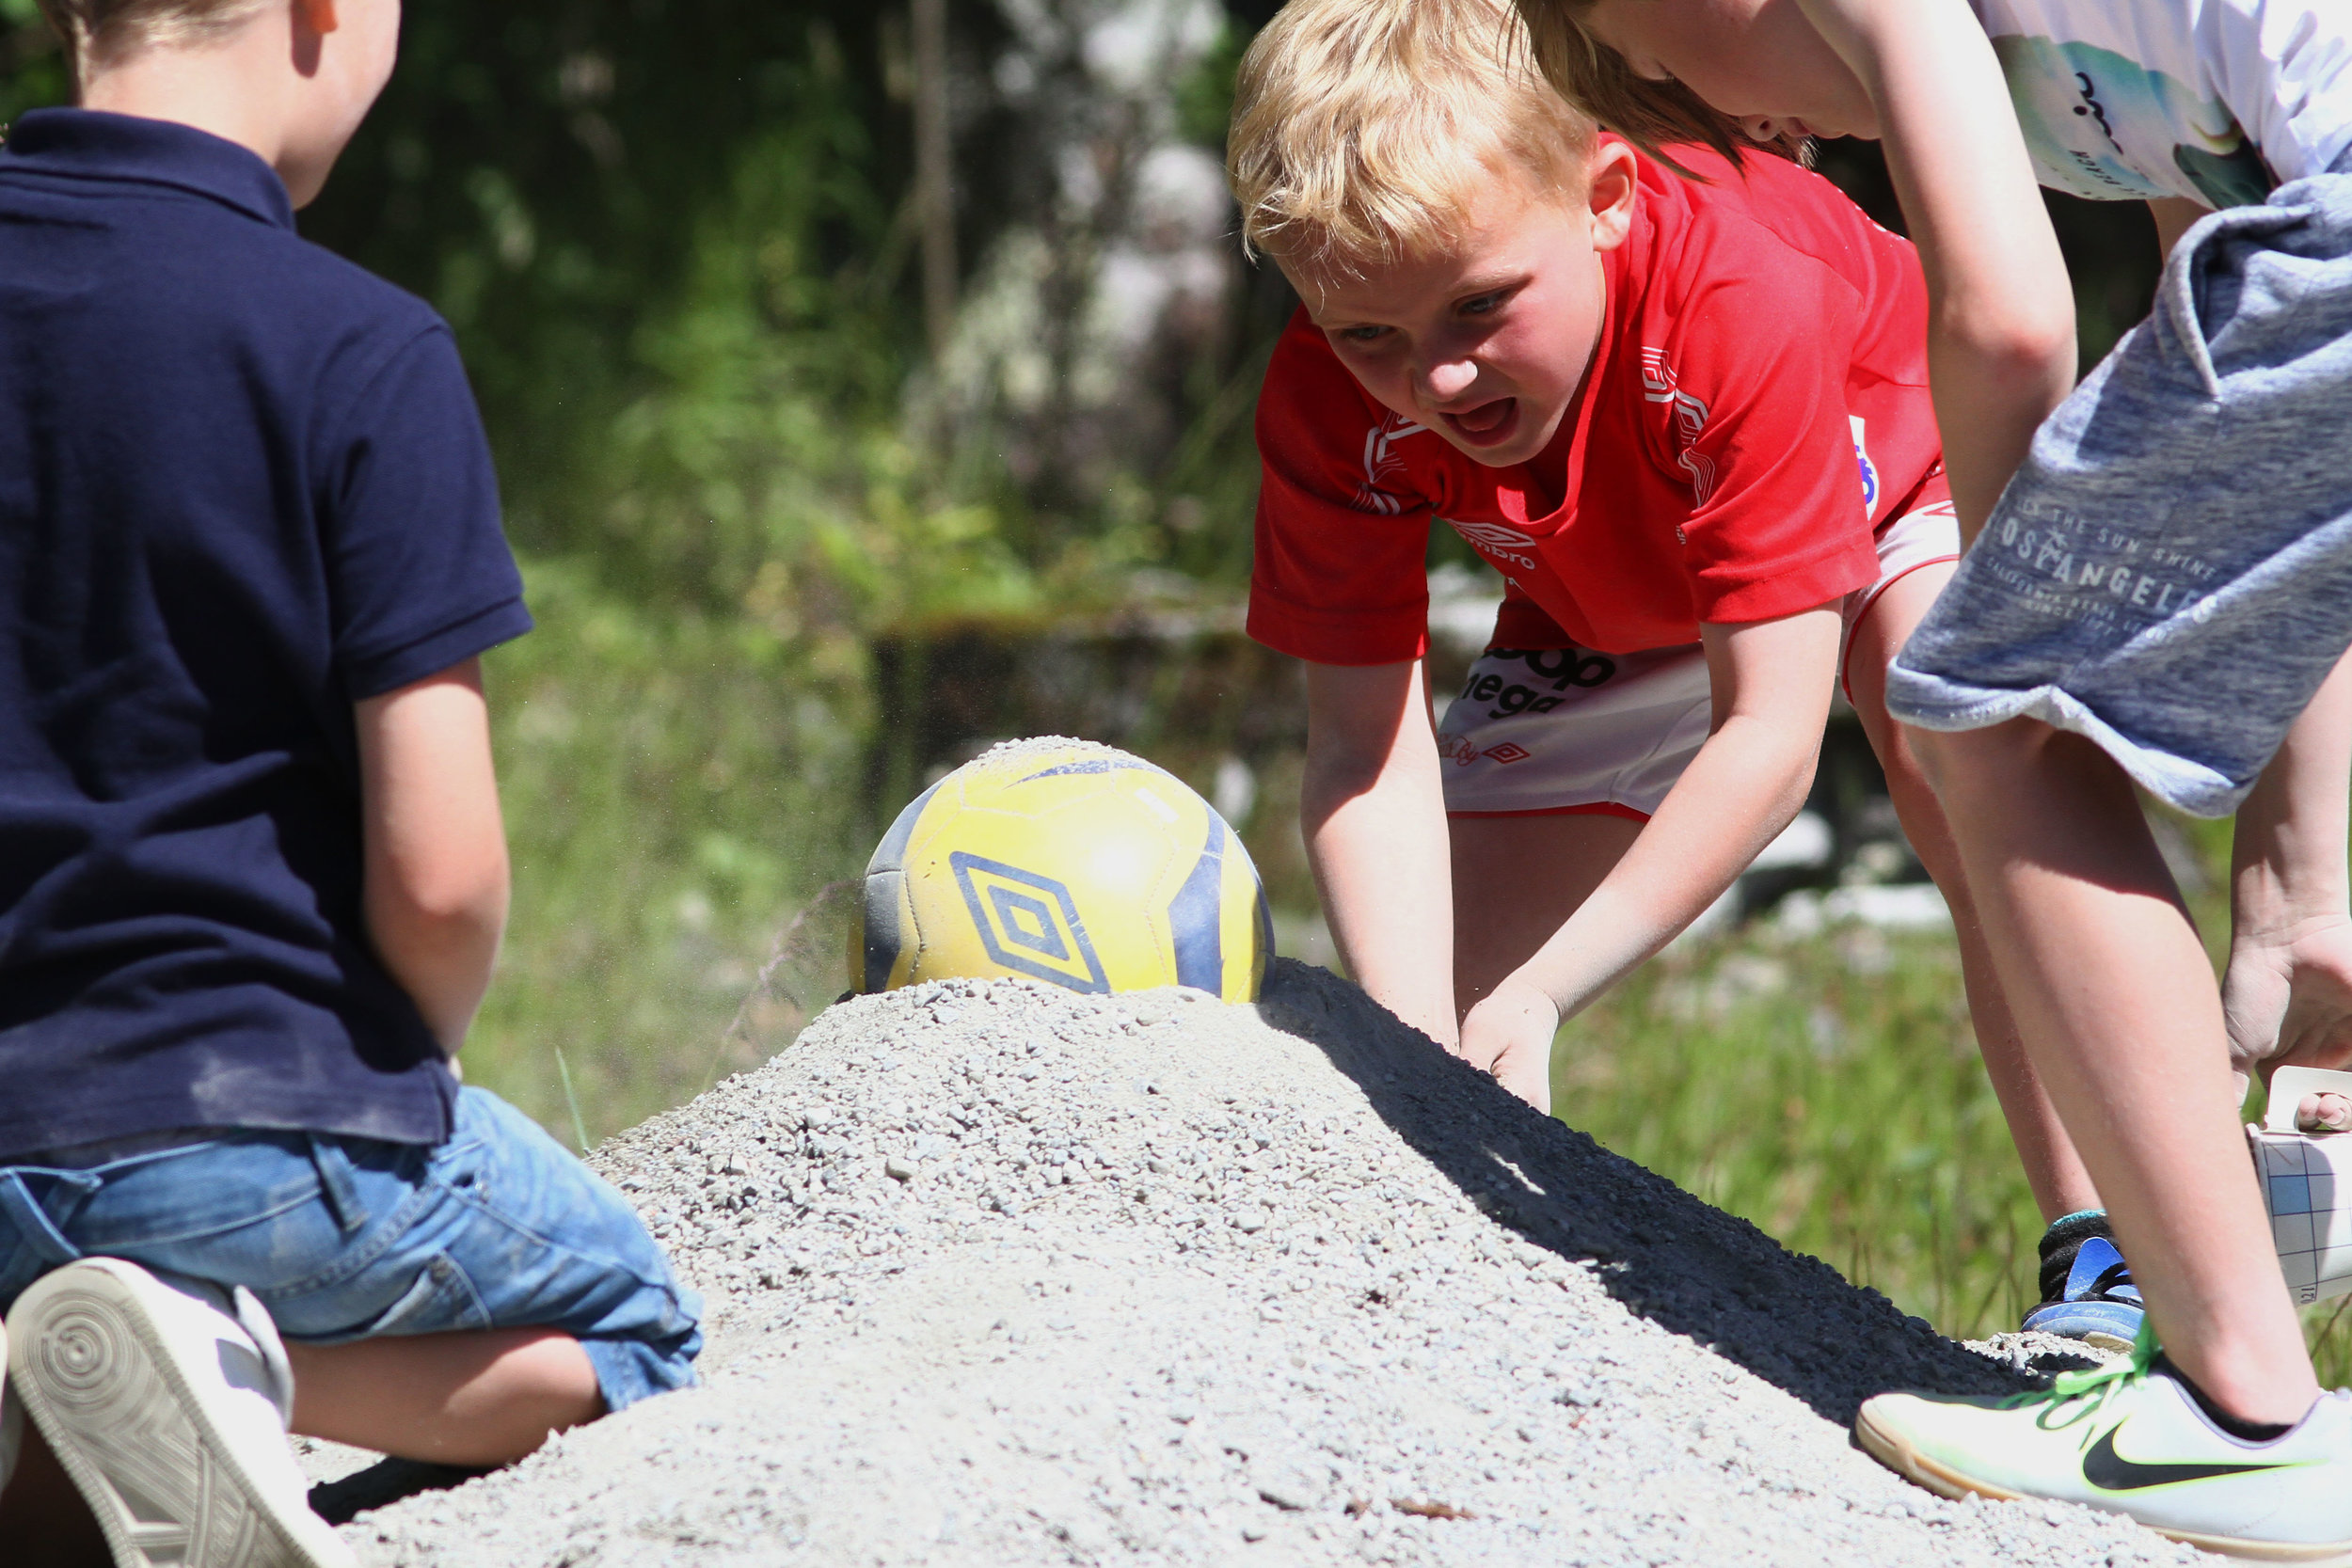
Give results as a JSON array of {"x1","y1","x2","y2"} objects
[
  {"x1": 1561, "y1": 897, "x2": 2352, "y2": 1385},
  {"x1": 466, "y1": 557, "x2": 871, "y2": 1146},
  {"x1": 1555, "y1": 921, "x2": 2041, "y2": 1341}
]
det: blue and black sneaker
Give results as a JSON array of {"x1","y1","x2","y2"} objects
[{"x1": 2021, "y1": 1210, "x2": 2142, "y2": 1353}]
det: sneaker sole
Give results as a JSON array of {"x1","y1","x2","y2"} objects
[
  {"x1": 1856, "y1": 1404, "x2": 2352, "y2": 1565},
  {"x1": 7, "y1": 1265, "x2": 350, "y2": 1568}
]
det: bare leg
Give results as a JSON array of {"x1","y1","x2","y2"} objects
[
  {"x1": 1449, "y1": 811, "x2": 1646, "y2": 1017},
  {"x1": 2225, "y1": 647, "x2": 2352, "y2": 1086},
  {"x1": 1914, "y1": 718, "x2": 2318, "y2": 1423},
  {"x1": 286, "y1": 1327, "x2": 603, "y2": 1466},
  {"x1": 1846, "y1": 566, "x2": 2100, "y2": 1222},
  {"x1": 0, "y1": 1325, "x2": 602, "y2": 1554}
]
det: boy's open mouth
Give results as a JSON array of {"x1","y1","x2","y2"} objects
[{"x1": 1440, "y1": 398, "x2": 1518, "y2": 448}]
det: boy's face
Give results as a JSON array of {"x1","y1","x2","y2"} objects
[
  {"x1": 1578, "y1": 0, "x2": 1875, "y2": 142},
  {"x1": 1289, "y1": 143, "x2": 1637, "y2": 470}
]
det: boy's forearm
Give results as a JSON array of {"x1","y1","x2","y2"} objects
[
  {"x1": 1820, "y1": 0, "x2": 2075, "y2": 542},
  {"x1": 367, "y1": 889, "x2": 508, "y2": 1053},
  {"x1": 2233, "y1": 649, "x2": 2352, "y2": 941},
  {"x1": 1506, "y1": 712, "x2": 1818, "y2": 1021},
  {"x1": 2148, "y1": 198, "x2": 2210, "y2": 263},
  {"x1": 1302, "y1": 746, "x2": 1456, "y2": 1044},
  {"x1": 357, "y1": 660, "x2": 512, "y2": 1056},
  {"x1": 1301, "y1": 661, "x2": 1457, "y2": 1045},
  {"x1": 1921, "y1": 325, "x2": 2075, "y2": 546}
]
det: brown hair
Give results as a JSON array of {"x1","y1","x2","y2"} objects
[
  {"x1": 1226, "y1": 0, "x2": 1597, "y2": 274},
  {"x1": 1511, "y1": 0, "x2": 1806, "y2": 174},
  {"x1": 36, "y1": 0, "x2": 269, "y2": 75}
]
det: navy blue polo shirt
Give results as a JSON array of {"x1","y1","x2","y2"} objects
[{"x1": 0, "y1": 110, "x2": 532, "y2": 1159}]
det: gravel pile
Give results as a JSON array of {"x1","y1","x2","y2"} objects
[{"x1": 342, "y1": 960, "x2": 2195, "y2": 1566}]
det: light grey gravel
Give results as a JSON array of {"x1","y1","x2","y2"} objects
[{"x1": 342, "y1": 959, "x2": 2197, "y2": 1566}]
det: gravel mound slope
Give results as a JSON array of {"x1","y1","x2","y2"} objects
[{"x1": 345, "y1": 960, "x2": 2195, "y2": 1566}]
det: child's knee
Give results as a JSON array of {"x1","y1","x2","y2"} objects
[
  {"x1": 1904, "y1": 722, "x2": 1972, "y2": 797},
  {"x1": 485, "y1": 1327, "x2": 601, "y2": 1403},
  {"x1": 1906, "y1": 718, "x2": 2057, "y2": 804}
]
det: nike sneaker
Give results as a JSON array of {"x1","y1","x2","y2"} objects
[
  {"x1": 6, "y1": 1257, "x2": 354, "y2": 1568},
  {"x1": 1857, "y1": 1327, "x2": 2352, "y2": 1561},
  {"x1": 2022, "y1": 1227, "x2": 2144, "y2": 1353}
]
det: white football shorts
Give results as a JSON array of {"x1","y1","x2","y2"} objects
[{"x1": 1438, "y1": 499, "x2": 1960, "y2": 820}]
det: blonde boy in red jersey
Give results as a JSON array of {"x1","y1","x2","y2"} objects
[
  {"x1": 1503, "y1": 0, "x2": 2352, "y2": 1545},
  {"x1": 1229, "y1": 0, "x2": 2088, "y2": 1275}
]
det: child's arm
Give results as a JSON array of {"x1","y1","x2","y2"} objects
[
  {"x1": 1300, "y1": 658, "x2": 1458, "y2": 1047},
  {"x1": 355, "y1": 657, "x2": 510, "y2": 1056},
  {"x1": 1458, "y1": 605, "x2": 1841, "y2": 1106},
  {"x1": 2224, "y1": 651, "x2": 2352, "y2": 1085},
  {"x1": 1801, "y1": 0, "x2": 2075, "y2": 541},
  {"x1": 2149, "y1": 197, "x2": 2210, "y2": 261}
]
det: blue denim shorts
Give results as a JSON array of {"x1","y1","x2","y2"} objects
[
  {"x1": 1888, "y1": 153, "x2": 2352, "y2": 816},
  {"x1": 0, "y1": 1087, "x2": 701, "y2": 1412}
]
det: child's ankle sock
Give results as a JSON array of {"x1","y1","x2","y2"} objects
[
  {"x1": 2150, "y1": 1351, "x2": 2297, "y2": 1443},
  {"x1": 2035, "y1": 1209, "x2": 2113, "y2": 1302}
]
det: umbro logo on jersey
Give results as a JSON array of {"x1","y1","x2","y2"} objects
[
  {"x1": 1639, "y1": 347, "x2": 1715, "y2": 505},
  {"x1": 1440, "y1": 736, "x2": 1534, "y2": 767},
  {"x1": 1444, "y1": 516, "x2": 1537, "y2": 569},
  {"x1": 2080, "y1": 1425, "x2": 2294, "y2": 1492},
  {"x1": 1447, "y1": 518, "x2": 1534, "y2": 548},
  {"x1": 1353, "y1": 416, "x2": 1432, "y2": 515}
]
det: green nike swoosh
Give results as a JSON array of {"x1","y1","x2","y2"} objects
[{"x1": 2083, "y1": 1425, "x2": 2294, "y2": 1492}]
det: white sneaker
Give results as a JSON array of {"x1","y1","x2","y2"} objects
[
  {"x1": 5, "y1": 1257, "x2": 354, "y2": 1568},
  {"x1": 1857, "y1": 1330, "x2": 2352, "y2": 1561}
]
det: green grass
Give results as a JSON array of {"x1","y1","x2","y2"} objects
[
  {"x1": 1555, "y1": 877, "x2": 2352, "y2": 1386},
  {"x1": 1552, "y1": 924, "x2": 2040, "y2": 1338},
  {"x1": 460, "y1": 554, "x2": 873, "y2": 1146}
]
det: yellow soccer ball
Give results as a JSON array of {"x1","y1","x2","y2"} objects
[{"x1": 856, "y1": 737, "x2": 1269, "y2": 1003}]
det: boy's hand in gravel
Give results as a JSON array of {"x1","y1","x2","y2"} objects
[{"x1": 1457, "y1": 977, "x2": 1560, "y2": 1115}]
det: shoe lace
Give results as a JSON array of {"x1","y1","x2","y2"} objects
[
  {"x1": 2000, "y1": 1319, "x2": 2157, "y2": 1439},
  {"x1": 2082, "y1": 1259, "x2": 2140, "y2": 1305}
]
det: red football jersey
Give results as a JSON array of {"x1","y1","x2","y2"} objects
[{"x1": 1248, "y1": 143, "x2": 1940, "y2": 663}]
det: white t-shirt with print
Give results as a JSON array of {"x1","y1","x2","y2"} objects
[{"x1": 1968, "y1": 0, "x2": 2352, "y2": 206}]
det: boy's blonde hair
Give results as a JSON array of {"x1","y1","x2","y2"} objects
[
  {"x1": 1227, "y1": 0, "x2": 1597, "y2": 273},
  {"x1": 36, "y1": 0, "x2": 268, "y2": 74},
  {"x1": 1509, "y1": 0, "x2": 1753, "y2": 167}
]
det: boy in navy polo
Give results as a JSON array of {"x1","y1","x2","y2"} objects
[{"x1": 0, "y1": 3, "x2": 699, "y2": 1562}]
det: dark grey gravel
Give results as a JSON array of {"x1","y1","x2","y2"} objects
[{"x1": 342, "y1": 959, "x2": 2196, "y2": 1566}]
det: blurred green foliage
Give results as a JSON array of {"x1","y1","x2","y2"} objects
[
  {"x1": 0, "y1": 6, "x2": 65, "y2": 119},
  {"x1": 1173, "y1": 15, "x2": 1249, "y2": 151},
  {"x1": 305, "y1": 6, "x2": 990, "y2": 616},
  {"x1": 476, "y1": 554, "x2": 871, "y2": 1137}
]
